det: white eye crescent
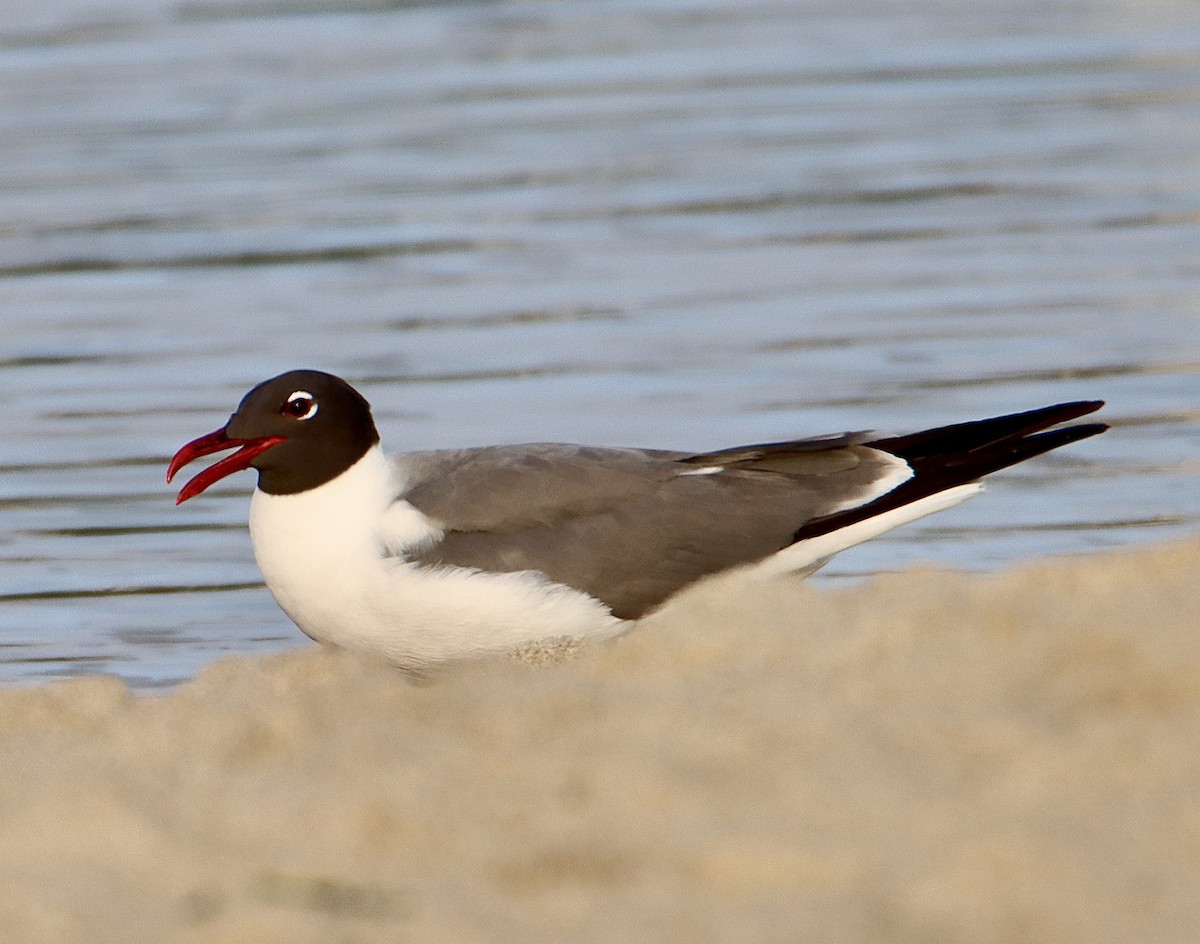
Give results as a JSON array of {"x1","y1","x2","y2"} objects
[{"x1": 283, "y1": 390, "x2": 318, "y2": 420}]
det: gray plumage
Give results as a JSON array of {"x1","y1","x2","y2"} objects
[{"x1": 401, "y1": 436, "x2": 900, "y2": 619}]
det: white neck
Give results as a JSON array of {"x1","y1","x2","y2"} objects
[{"x1": 246, "y1": 445, "x2": 624, "y2": 666}]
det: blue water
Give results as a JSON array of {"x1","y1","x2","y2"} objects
[{"x1": 1, "y1": 0, "x2": 1198, "y2": 687}]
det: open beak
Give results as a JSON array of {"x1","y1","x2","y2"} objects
[{"x1": 167, "y1": 427, "x2": 286, "y2": 505}]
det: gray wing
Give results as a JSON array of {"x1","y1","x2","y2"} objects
[{"x1": 397, "y1": 436, "x2": 901, "y2": 620}]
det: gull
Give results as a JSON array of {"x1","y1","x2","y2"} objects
[{"x1": 168, "y1": 370, "x2": 1106, "y2": 668}]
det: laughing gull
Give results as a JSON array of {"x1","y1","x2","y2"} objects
[{"x1": 168, "y1": 370, "x2": 1106, "y2": 668}]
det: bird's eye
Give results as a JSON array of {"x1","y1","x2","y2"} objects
[{"x1": 282, "y1": 390, "x2": 318, "y2": 420}]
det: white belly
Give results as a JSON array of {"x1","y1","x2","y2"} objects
[{"x1": 247, "y1": 447, "x2": 624, "y2": 667}]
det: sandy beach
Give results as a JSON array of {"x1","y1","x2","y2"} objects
[{"x1": 0, "y1": 538, "x2": 1196, "y2": 942}]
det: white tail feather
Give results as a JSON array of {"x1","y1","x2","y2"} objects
[{"x1": 749, "y1": 482, "x2": 986, "y2": 579}]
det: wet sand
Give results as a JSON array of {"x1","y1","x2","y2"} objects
[{"x1": 0, "y1": 539, "x2": 1197, "y2": 943}]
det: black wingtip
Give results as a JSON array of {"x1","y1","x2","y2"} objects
[
  {"x1": 1048, "y1": 400, "x2": 1105, "y2": 423},
  {"x1": 791, "y1": 402, "x2": 1108, "y2": 545},
  {"x1": 870, "y1": 400, "x2": 1107, "y2": 462},
  {"x1": 980, "y1": 420, "x2": 1108, "y2": 474}
]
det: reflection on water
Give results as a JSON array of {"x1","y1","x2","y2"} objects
[{"x1": 1, "y1": 0, "x2": 1198, "y2": 687}]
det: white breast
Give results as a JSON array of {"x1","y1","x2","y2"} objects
[{"x1": 247, "y1": 446, "x2": 624, "y2": 668}]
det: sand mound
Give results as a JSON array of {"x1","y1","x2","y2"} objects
[{"x1": 1, "y1": 540, "x2": 1197, "y2": 943}]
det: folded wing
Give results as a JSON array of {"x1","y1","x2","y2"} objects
[{"x1": 399, "y1": 402, "x2": 1106, "y2": 619}]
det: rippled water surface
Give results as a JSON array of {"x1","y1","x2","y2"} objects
[{"x1": 2, "y1": 0, "x2": 1198, "y2": 687}]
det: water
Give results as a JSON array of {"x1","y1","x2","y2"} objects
[{"x1": 1, "y1": 0, "x2": 1198, "y2": 688}]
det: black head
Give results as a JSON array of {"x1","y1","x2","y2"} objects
[{"x1": 168, "y1": 370, "x2": 380, "y2": 502}]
